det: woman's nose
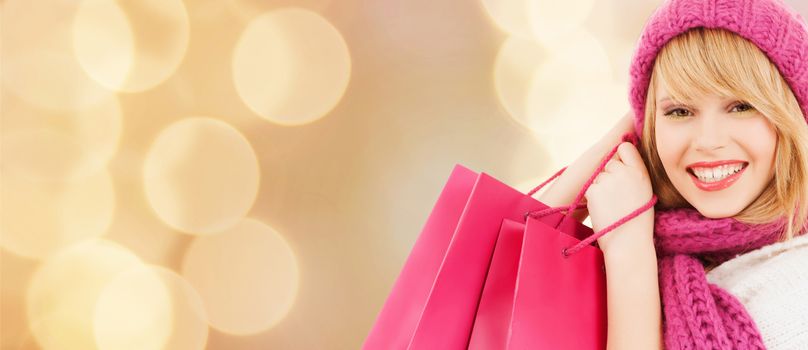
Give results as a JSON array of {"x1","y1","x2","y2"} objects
[{"x1": 692, "y1": 114, "x2": 728, "y2": 151}]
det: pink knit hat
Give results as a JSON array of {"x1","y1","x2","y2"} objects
[{"x1": 628, "y1": 0, "x2": 808, "y2": 137}]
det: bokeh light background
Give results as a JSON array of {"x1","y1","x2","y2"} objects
[{"x1": 2, "y1": 0, "x2": 807, "y2": 349}]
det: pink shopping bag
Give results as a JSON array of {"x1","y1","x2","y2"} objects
[
  {"x1": 465, "y1": 218, "x2": 523, "y2": 350},
  {"x1": 505, "y1": 216, "x2": 608, "y2": 349},
  {"x1": 468, "y1": 191, "x2": 603, "y2": 349},
  {"x1": 364, "y1": 132, "x2": 655, "y2": 350},
  {"x1": 364, "y1": 162, "x2": 576, "y2": 349},
  {"x1": 468, "y1": 132, "x2": 656, "y2": 349},
  {"x1": 363, "y1": 164, "x2": 479, "y2": 350}
]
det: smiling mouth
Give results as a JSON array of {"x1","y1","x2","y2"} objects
[{"x1": 686, "y1": 162, "x2": 749, "y2": 191}]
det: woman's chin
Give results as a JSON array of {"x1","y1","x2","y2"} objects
[
  {"x1": 689, "y1": 202, "x2": 744, "y2": 219},
  {"x1": 675, "y1": 178, "x2": 747, "y2": 218}
]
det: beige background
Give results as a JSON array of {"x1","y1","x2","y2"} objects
[{"x1": 2, "y1": 0, "x2": 807, "y2": 349}]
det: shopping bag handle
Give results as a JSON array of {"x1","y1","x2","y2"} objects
[{"x1": 523, "y1": 132, "x2": 658, "y2": 257}]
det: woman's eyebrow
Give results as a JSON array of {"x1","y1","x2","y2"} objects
[
  {"x1": 657, "y1": 96, "x2": 684, "y2": 105},
  {"x1": 658, "y1": 96, "x2": 671, "y2": 103},
  {"x1": 656, "y1": 97, "x2": 698, "y2": 112},
  {"x1": 658, "y1": 94, "x2": 738, "y2": 104}
]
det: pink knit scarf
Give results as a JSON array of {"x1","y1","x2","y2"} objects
[{"x1": 653, "y1": 207, "x2": 787, "y2": 349}]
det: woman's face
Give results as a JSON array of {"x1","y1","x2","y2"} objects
[{"x1": 654, "y1": 82, "x2": 777, "y2": 218}]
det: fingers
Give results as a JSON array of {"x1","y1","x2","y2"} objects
[
  {"x1": 603, "y1": 159, "x2": 619, "y2": 173},
  {"x1": 595, "y1": 141, "x2": 643, "y2": 184},
  {"x1": 592, "y1": 171, "x2": 608, "y2": 185},
  {"x1": 602, "y1": 142, "x2": 644, "y2": 173},
  {"x1": 616, "y1": 142, "x2": 644, "y2": 170}
]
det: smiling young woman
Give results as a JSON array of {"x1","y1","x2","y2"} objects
[
  {"x1": 639, "y1": 27, "x2": 808, "y2": 240},
  {"x1": 538, "y1": 1, "x2": 808, "y2": 348},
  {"x1": 652, "y1": 81, "x2": 778, "y2": 219}
]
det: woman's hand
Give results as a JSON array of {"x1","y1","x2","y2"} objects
[
  {"x1": 584, "y1": 141, "x2": 654, "y2": 255},
  {"x1": 537, "y1": 110, "x2": 639, "y2": 223}
]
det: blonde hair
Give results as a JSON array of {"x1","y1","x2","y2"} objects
[{"x1": 639, "y1": 27, "x2": 808, "y2": 241}]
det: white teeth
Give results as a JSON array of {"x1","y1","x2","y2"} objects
[{"x1": 690, "y1": 164, "x2": 745, "y2": 183}]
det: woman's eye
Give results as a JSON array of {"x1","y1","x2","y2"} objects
[
  {"x1": 731, "y1": 102, "x2": 754, "y2": 113},
  {"x1": 664, "y1": 102, "x2": 754, "y2": 119},
  {"x1": 664, "y1": 108, "x2": 690, "y2": 119}
]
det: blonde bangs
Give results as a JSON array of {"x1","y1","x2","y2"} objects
[
  {"x1": 639, "y1": 27, "x2": 808, "y2": 241},
  {"x1": 654, "y1": 28, "x2": 789, "y2": 122}
]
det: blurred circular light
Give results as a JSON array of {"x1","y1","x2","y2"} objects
[
  {"x1": 72, "y1": 0, "x2": 134, "y2": 91},
  {"x1": 523, "y1": 30, "x2": 612, "y2": 132},
  {"x1": 481, "y1": 0, "x2": 596, "y2": 45},
  {"x1": 528, "y1": 0, "x2": 596, "y2": 45},
  {"x1": 493, "y1": 36, "x2": 548, "y2": 129},
  {"x1": 181, "y1": 219, "x2": 299, "y2": 335},
  {"x1": 143, "y1": 117, "x2": 260, "y2": 235},
  {"x1": 73, "y1": 0, "x2": 190, "y2": 92},
  {"x1": 93, "y1": 265, "x2": 172, "y2": 350},
  {"x1": 480, "y1": 0, "x2": 535, "y2": 39},
  {"x1": 532, "y1": 81, "x2": 628, "y2": 166},
  {"x1": 94, "y1": 265, "x2": 209, "y2": 350},
  {"x1": 232, "y1": 8, "x2": 351, "y2": 125},
  {"x1": 26, "y1": 240, "x2": 144, "y2": 350}
]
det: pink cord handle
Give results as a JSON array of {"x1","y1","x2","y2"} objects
[{"x1": 524, "y1": 132, "x2": 658, "y2": 257}]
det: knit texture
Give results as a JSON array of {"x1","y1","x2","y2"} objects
[
  {"x1": 654, "y1": 208, "x2": 788, "y2": 349},
  {"x1": 628, "y1": 0, "x2": 808, "y2": 138},
  {"x1": 654, "y1": 208, "x2": 785, "y2": 349},
  {"x1": 706, "y1": 233, "x2": 808, "y2": 349}
]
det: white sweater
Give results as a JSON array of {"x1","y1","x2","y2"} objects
[{"x1": 705, "y1": 233, "x2": 808, "y2": 349}]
